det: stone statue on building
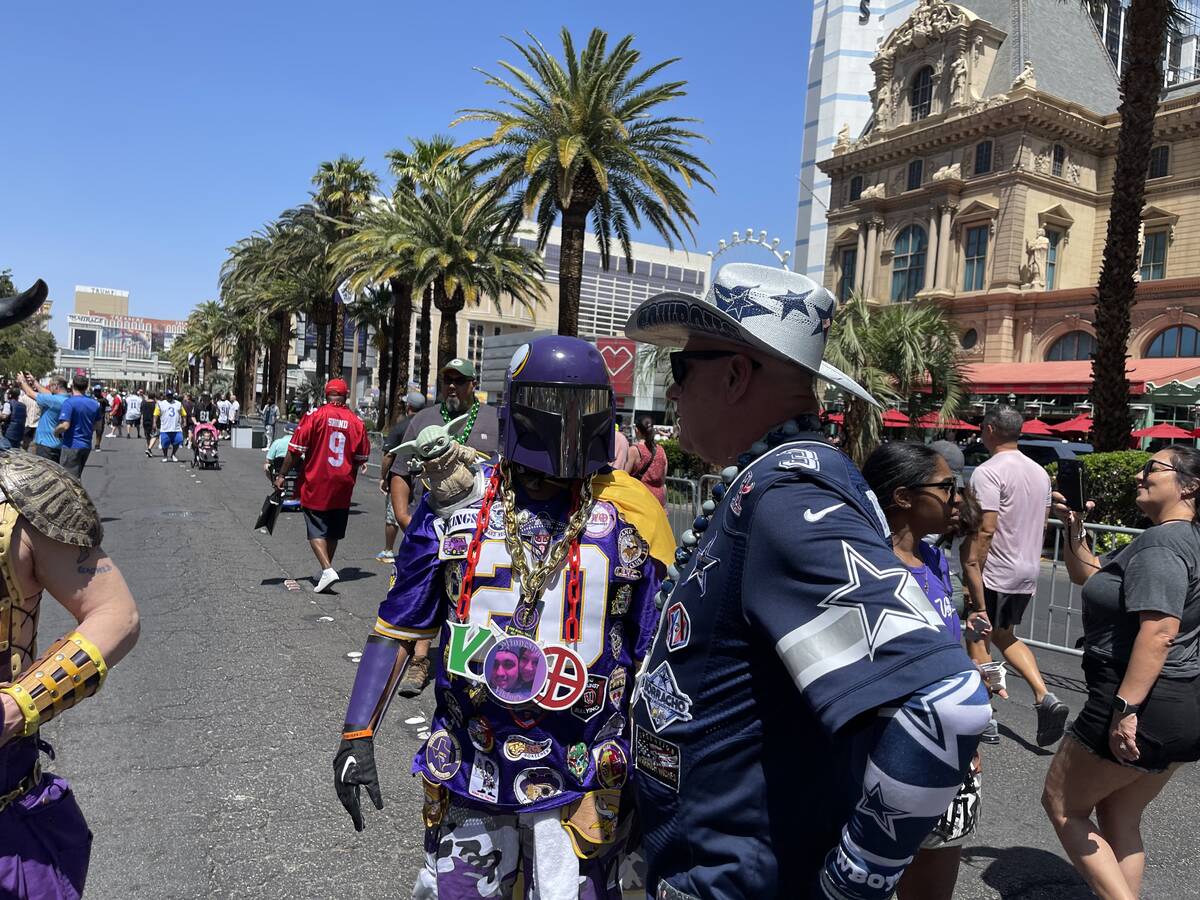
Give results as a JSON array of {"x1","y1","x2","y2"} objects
[
  {"x1": 834, "y1": 123, "x2": 851, "y2": 153},
  {"x1": 950, "y1": 53, "x2": 968, "y2": 107},
  {"x1": 875, "y1": 79, "x2": 891, "y2": 125},
  {"x1": 1025, "y1": 226, "x2": 1050, "y2": 290},
  {"x1": 1013, "y1": 59, "x2": 1037, "y2": 90}
]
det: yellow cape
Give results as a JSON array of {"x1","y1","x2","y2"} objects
[{"x1": 592, "y1": 470, "x2": 676, "y2": 569}]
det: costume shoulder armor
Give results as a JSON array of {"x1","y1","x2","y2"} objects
[{"x1": 0, "y1": 450, "x2": 103, "y2": 547}]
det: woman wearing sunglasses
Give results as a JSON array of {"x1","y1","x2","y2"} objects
[
  {"x1": 862, "y1": 441, "x2": 980, "y2": 900},
  {"x1": 1042, "y1": 445, "x2": 1200, "y2": 900}
]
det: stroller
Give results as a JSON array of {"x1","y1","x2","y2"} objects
[{"x1": 192, "y1": 422, "x2": 221, "y2": 469}]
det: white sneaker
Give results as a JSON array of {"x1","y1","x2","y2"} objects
[
  {"x1": 314, "y1": 568, "x2": 340, "y2": 593},
  {"x1": 160, "y1": 456, "x2": 169, "y2": 463}
]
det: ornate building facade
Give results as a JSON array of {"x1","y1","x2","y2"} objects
[{"x1": 817, "y1": 0, "x2": 1200, "y2": 416}]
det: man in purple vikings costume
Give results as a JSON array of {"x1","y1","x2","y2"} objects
[
  {"x1": 334, "y1": 336, "x2": 674, "y2": 899},
  {"x1": 0, "y1": 279, "x2": 141, "y2": 900}
]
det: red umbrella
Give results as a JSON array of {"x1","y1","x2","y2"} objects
[
  {"x1": 916, "y1": 412, "x2": 980, "y2": 431},
  {"x1": 1049, "y1": 414, "x2": 1093, "y2": 434},
  {"x1": 824, "y1": 412, "x2": 845, "y2": 424},
  {"x1": 1020, "y1": 418, "x2": 1054, "y2": 436},
  {"x1": 1132, "y1": 423, "x2": 1194, "y2": 439},
  {"x1": 882, "y1": 410, "x2": 911, "y2": 427}
]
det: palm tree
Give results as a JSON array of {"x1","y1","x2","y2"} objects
[
  {"x1": 386, "y1": 136, "x2": 465, "y2": 404},
  {"x1": 176, "y1": 300, "x2": 226, "y2": 383},
  {"x1": 1085, "y1": 0, "x2": 1180, "y2": 450},
  {"x1": 311, "y1": 156, "x2": 380, "y2": 380},
  {"x1": 824, "y1": 294, "x2": 966, "y2": 465},
  {"x1": 455, "y1": 27, "x2": 713, "y2": 336}
]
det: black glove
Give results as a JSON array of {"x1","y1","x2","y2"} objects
[{"x1": 334, "y1": 737, "x2": 383, "y2": 831}]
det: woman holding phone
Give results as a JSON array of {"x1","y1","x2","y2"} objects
[{"x1": 1042, "y1": 445, "x2": 1200, "y2": 900}]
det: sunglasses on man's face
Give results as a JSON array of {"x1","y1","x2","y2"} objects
[{"x1": 669, "y1": 350, "x2": 762, "y2": 387}]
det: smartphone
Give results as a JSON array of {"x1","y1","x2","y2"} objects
[{"x1": 1058, "y1": 458, "x2": 1085, "y2": 512}]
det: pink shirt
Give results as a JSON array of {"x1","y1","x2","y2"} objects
[
  {"x1": 970, "y1": 449, "x2": 1051, "y2": 594},
  {"x1": 612, "y1": 429, "x2": 629, "y2": 470}
]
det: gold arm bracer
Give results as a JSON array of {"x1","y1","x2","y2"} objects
[{"x1": 0, "y1": 631, "x2": 107, "y2": 737}]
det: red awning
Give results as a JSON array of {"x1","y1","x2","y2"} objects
[
  {"x1": 1049, "y1": 414, "x2": 1093, "y2": 434},
  {"x1": 1020, "y1": 418, "x2": 1054, "y2": 436},
  {"x1": 882, "y1": 410, "x2": 911, "y2": 427},
  {"x1": 1132, "y1": 423, "x2": 1194, "y2": 439},
  {"x1": 962, "y1": 359, "x2": 1200, "y2": 396},
  {"x1": 916, "y1": 412, "x2": 979, "y2": 431}
]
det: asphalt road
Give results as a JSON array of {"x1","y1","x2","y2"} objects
[{"x1": 33, "y1": 435, "x2": 1200, "y2": 899}]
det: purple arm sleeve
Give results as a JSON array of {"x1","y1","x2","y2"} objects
[
  {"x1": 343, "y1": 634, "x2": 405, "y2": 736},
  {"x1": 374, "y1": 497, "x2": 447, "y2": 640}
]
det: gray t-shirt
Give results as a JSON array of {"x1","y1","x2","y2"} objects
[
  {"x1": 389, "y1": 402, "x2": 500, "y2": 479},
  {"x1": 1081, "y1": 521, "x2": 1200, "y2": 678}
]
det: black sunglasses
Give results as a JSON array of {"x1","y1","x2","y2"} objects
[
  {"x1": 912, "y1": 479, "x2": 958, "y2": 498},
  {"x1": 670, "y1": 350, "x2": 762, "y2": 387},
  {"x1": 1141, "y1": 459, "x2": 1180, "y2": 481}
]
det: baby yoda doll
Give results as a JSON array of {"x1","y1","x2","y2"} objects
[{"x1": 390, "y1": 413, "x2": 485, "y2": 516}]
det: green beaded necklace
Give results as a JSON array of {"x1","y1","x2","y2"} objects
[{"x1": 441, "y1": 399, "x2": 480, "y2": 445}]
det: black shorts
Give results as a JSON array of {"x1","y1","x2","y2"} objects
[
  {"x1": 984, "y1": 587, "x2": 1032, "y2": 630},
  {"x1": 303, "y1": 507, "x2": 348, "y2": 541},
  {"x1": 1071, "y1": 654, "x2": 1200, "y2": 773}
]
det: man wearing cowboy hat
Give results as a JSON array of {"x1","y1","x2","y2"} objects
[{"x1": 624, "y1": 263, "x2": 989, "y2": 899}]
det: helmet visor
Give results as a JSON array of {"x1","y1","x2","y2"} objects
[{"x1": 509, "y1": 384, "x2": 612, "y2": 479}]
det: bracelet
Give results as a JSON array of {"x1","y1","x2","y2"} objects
[{"x1": 0, "y1": 631, "x2": 108, "y2": 737}]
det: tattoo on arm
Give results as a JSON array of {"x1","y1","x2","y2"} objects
[
  {"x1": 76, "y1": 547, "x2": 91, "y2": 564},
  {"x1": 77, "y1": 564, "x2": 113, "y2": 575}
]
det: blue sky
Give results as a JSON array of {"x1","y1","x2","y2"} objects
[{"x1": 2, "y1": 1, "x2": 811, "y2": 342}]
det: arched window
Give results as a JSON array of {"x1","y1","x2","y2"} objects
[
  {"x1": 1045, "y1": 331, "x2": 1096, "y2": 361},
  {"x1": 891, "y1": 225, "x2": 928, "y2": 302},
  {"x1": 849, "y1": 175, "x2": 864, "y2": 202},
  {"x1": 910, "y1": 67, "x2": 934, "y2": 121},
  {"x1": 1146, "y1": 325, "x2": 1200, "y2": 358}
]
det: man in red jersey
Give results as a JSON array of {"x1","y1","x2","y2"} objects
[{"x1": 275, "y1": 379, "x2": 371, "y2": 592}]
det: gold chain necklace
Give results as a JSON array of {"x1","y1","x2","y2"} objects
[{"x1": 499, "y1": 461, "x2": 594, "y2": 632}]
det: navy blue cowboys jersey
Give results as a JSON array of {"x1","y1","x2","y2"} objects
[{"x1": 632, "y1": 440, "x2": 975, "y2": 898}]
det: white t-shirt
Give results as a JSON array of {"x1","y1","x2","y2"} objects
[
  {"x1": 229, "y1": 399, "x2": 241, "y2": 423},
  {"x1": 217, "y1": 400, "x2": 231, "y2": 424},
  {"x1": 156, "y1": 400, "x2": 184, "y2": 434},
  {"x1": 124, "y1": 395, "x2": 142, "y2": 419}
]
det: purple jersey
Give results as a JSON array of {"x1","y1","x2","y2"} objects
[
  {"x1": 376, "y1": 468, "x2": 662, "y2": 814},
  {"x1": 909, "y1": 541, "x2": 962, "y2": 643}
]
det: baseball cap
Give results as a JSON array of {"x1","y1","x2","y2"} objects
[
  {"x1": 325, "y1": 378, "x2": 349, "y2": 396},
  {"x1": 930, "y1": 439, "x2": 965, "y2": 478},
  {"x1": 405, "y1": 391, "x2": 427, "y2": 411},
  {"x1": 442, "y1": 358, "x2": 476, "y2": 379}
]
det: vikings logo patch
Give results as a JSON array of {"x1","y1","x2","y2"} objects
[{"x1": 514, "y1": 767, "x2": 564, "y2": 805}]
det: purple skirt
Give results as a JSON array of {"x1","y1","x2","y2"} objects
[{"x1": 0, "y1": 738, "x2": 91, "y2": 900}]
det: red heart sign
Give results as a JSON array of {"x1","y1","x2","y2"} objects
[{"x1": 596, "y1": 338, "x2": 636, "y2": 396}]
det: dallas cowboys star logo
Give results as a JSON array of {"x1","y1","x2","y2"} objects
[
  {"x1": 857, "y1": 782, "x2": 907, "y2": 840},
  {"x1": 896, "y1": 670, "x2": 988, "y2": 769},
  {"x1": 713, "y1": 283, "x2": 771, "y2": 322},
  {"x1": 808, "y1": 295, "x2": 835, "y2": 339},
  {"x1": 683, "y1": 542, "x2": 720, "y2": 597},
  {"x1": 817, "y1": 542, "x2": 939, "y2": 659},
  {"x1": 771, "y1": 289, "x2": 814, "y2": 320}
]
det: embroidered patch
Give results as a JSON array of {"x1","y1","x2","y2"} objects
[
  {"x1": 502, "y1": 734, "x2": 552, "y2": 762},
  {"x1": 424, "y1": 729, "x2": 462, "y2": 781},
  {"x1": 616, "y1": 527, "x2": 648, "y2": 577},
  {"x1": 610, "y1": 623, "x2": 625, "y2": 660},
  {"x1": 571, "y1": 674, "x2": 609, "y2": 723},
  {"x1": 595, "y1": 713, "x2": 627, "y2": 743},
  {"x1": 608, "y1": 666, "x2": 627, "y2": 707},
  {"x1": 777, "y1": 447, "x2": 820, "y2": 472},
  {"x1": 439, "y1": 533, "x2": 470, "y2": 560},
  {"x1": 514, "y1": 767, "x2": 564, "y2": 805},
  {"x1": 640, "y1": 661, "x2": 694, "y2": 732},
  {"x1": 567, "y1": 741, "x2": 589, "y2": 781},
  {"x1": 466, "y1": 716, "x2": 494, "y2": 753},
  {"x1": 508, "y1": 707, "x2": 547, "y2": 729},
  {"x1": 467, "y1": 754, "x2": 499, "y2": 804},
  {"x1": 729, "y1": 474, "x2": 755, "y2": 517},
  {"x1": 665, "y1": 602, "x2": 691, "y2": 652},
  {"x1": 611, "y1": 583, "x2": 633, "y2": 616},
  {"x1": 634, "y1": 724, "x2": 681, "y2": 792},
  {"x1": 443, "y1": 694, "x2": 465, "y2": 728}
]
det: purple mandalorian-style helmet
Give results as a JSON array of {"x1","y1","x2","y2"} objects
[{"x1": 500, "y1": 336, "x2": 615, "y2": 479}]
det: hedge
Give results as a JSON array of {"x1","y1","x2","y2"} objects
[
  {"x1": 660, "y1": 438, "x2": 713, "y2": 480},
  {"x1": 1047, "y1": 450, "x2": 1151, "y2": 554}
]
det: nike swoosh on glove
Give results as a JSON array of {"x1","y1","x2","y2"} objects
[{"x1": 334, "y1": 737, "x2": 384, "y2": 831}]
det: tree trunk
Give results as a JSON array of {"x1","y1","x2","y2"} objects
[
  {"x1": 558, "y1": 203, "x2": 589, "y2": 337},
  {"x1": 315, "y1": 319, "x2": 327, "y2": 385},
  {"x1": 434, "y1": 285, "x2": 465, "y2": 380},
  {"x1": 270, "y1": 310, "x2": 289, "y2": 407},
  {"x1": 418, "y1": 284, "x2": 433, "y2": 397},
  {"x1": 329, "y1": 297, "x2": 346, "y2": 382},
  {"x1": 389, "y1": 277, "x2": 413, "y2": 422},
  {"x1": 1091, "y1": 0, "x2": 1171, "y2": 452},
  {"x1": 375, "y1": 319, "x2": 391, "y2": 431}
]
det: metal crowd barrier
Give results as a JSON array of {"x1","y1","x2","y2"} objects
[
  {"x1": 664, "y1": 477, "x2": 701, "y2": 539},
  {"x1": 1015, "y1": 519, "x2": 1144, "y2": 657}
]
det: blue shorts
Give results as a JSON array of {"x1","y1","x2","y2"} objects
[{"x1": 160, "y1": 431, "x2": 183, "y2": 448}]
